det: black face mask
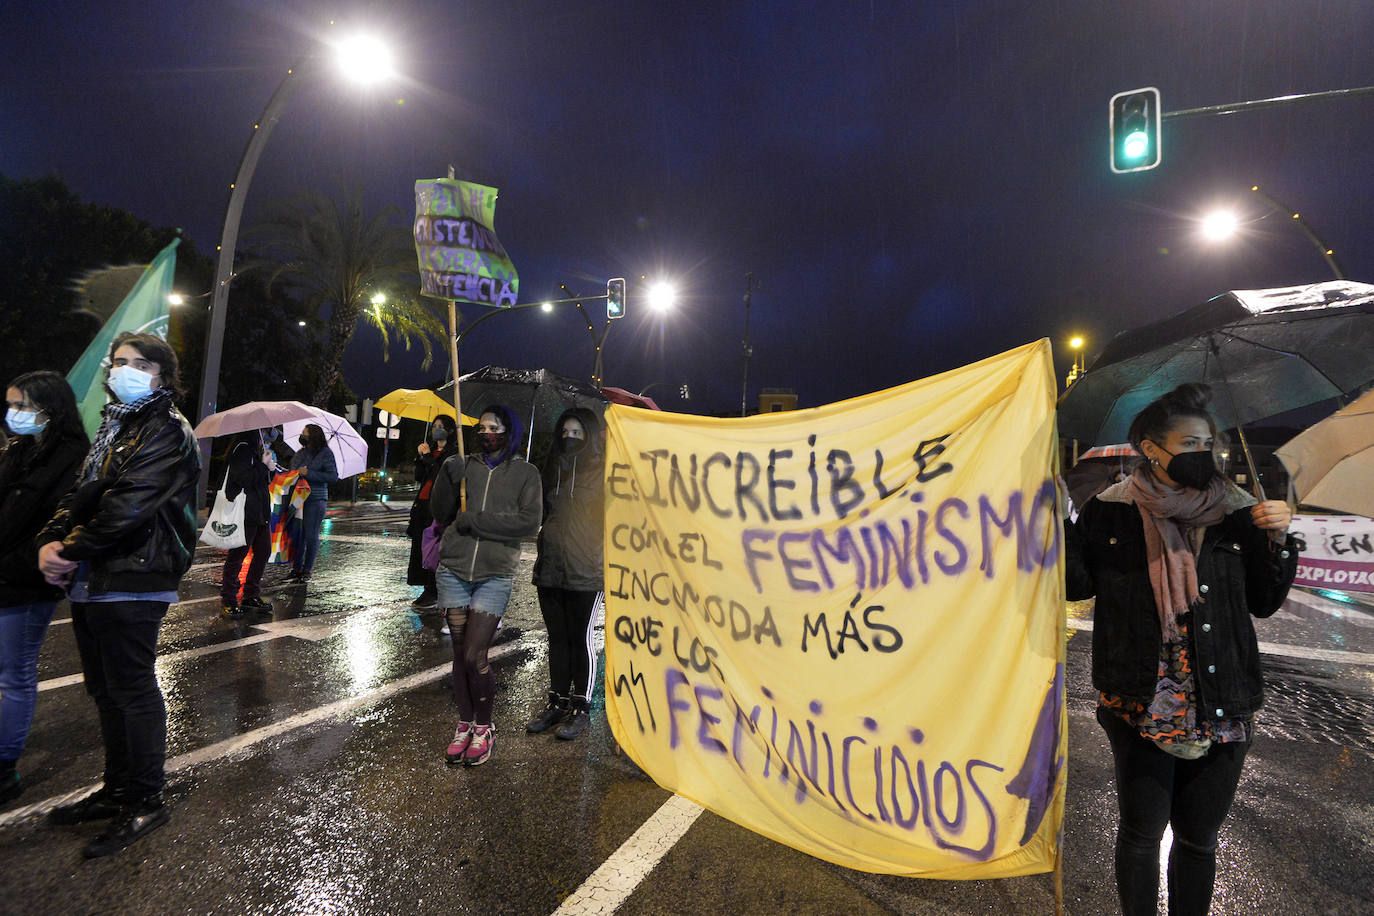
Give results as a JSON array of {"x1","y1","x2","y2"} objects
[
  {"x1": 1156, "y1": 445, "x2": 1218, "y2": 490},
  {"x1": 432, "y1": 428, "x2": 449, "y2": 442},
  {"x1": 561, "y1": 435, "x2": 586, "y2": 455},
  {"x1": 478, "y1": 432, "x2": 508, "y2": 455}
]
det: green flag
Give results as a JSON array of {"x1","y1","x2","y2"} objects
[
  {"x1": 67, "y1": 238, "x2": 179, "y2": 437},
  {"x1": 413, "y1": 179, "x2": 519, "y2": 307}
]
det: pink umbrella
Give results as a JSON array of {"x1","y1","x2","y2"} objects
[
  {"x1": 192, "y1": 400, "x2": 321, "y2": 439},
  {"x1": 1077, "y1": 443, "x2": 1139, "y2": 460},
  {"x1": 601, "y1": 386, "x2": 661, "y2": 410},
  {"x1": 281, "y1": 409, "x2": 368, "y2": 479}
]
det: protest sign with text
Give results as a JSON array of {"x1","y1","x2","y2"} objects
[
  {"x1": 413, "y1": 178, "x2": 518, "y2": 306},
  {"x1": 603, "y1": 340, "x2": 1066, "y2": 878}
]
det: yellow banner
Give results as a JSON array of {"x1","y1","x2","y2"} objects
[{"x1": 602, "y1": 340, "x2": 1065, "y2": 878}]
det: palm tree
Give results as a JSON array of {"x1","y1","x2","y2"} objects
[{"x1": 245, "y1": 187, "x2": 444, "y2": 407}]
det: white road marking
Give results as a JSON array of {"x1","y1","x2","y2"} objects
[
  {"x1": 1066, "y1": 619, "x2": 1374, "y2": 666},
  {"x1": 552, "y1": 793, "x2": 705, "y2": 916},
  {"x1": 37, "y1": 605, "x2": 412, "y2": 691},
  {"x1": 2, "y1": 642, "x2": 518, "y2": 828}
]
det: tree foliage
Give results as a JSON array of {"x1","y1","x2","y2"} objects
[{"x1": 244, "y1": 187, "x2": 443, "y2": 407}]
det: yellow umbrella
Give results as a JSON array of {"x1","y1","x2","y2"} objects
[{"x1": 375, "y1": 388, "x2": 477, "y2": 425}]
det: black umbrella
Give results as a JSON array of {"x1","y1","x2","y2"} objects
[
  {"x1": 437, "y1": 366, "x2": 606, "y2": 458},
  {"x1": 1059, "y1": 280, "x2": 1374, "y2": 447}
]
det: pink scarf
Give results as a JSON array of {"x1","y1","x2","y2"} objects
[{"x1": 1124, "y1": 466, "x2": 1231, "y2": 644}]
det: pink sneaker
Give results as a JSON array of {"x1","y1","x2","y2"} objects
[
  {"x1": 445, "y1": 721, "x2": 474, "y2": 764},
  {"x1": 464, "y1": 724, "x2": 495, "y2": 766}
]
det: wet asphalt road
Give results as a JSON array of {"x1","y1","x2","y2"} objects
[{"x1": 1, "y1": 500, "x2": 1371, "y2": 915}]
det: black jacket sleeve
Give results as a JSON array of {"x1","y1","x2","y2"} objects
[{"x1": 40, "y1": 415, "x2": 200, "y2": 561}]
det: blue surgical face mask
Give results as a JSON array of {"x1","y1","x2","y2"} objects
[
  {"x1": 108, "y1": 365, "x2": 158, "y2": 404},
  {"x1": 6, "y1": 408, "x2": 46, "y2": 436}
]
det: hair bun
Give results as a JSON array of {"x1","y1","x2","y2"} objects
[{"x1": 1163, "y1": 383, "x2": 1212, "y2": 411}]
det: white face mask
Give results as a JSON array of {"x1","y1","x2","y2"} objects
[
  {"x1": 108, "y1": 365, "x2": 158, "y2": 404},
  {"x1": 5, "y1": 408, "x2": 46, "y2": 435}
]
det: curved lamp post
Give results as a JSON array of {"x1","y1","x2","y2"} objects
[{"x1": 196, "y1": 34, "x2": 393, "y2": 431}]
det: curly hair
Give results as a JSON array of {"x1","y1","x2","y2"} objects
[{"x1": 1127, "y1": 383, "x2": 1222, "y2": 453}]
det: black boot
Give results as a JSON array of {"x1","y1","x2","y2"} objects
[
  {"x1": 83, "y1": 793, "x2": 170, "y2": 858},
  {"x1": 49, "y1": 785, "x2": 124, "y2": 824},
  {"x1": 526, "y1": 691, "x2": 570, "y2": 733},
  {"x1": 0, "y1": 759, "x2": 20, "y2": 805},
  {"x1": 555, "y1": 696, "x2": 591, "y2": 740}
]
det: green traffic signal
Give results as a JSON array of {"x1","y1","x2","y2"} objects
[
  {"x1": 1110, "y1": 87, "x2": 1161, "y2": 173},
  {"x1": 607, "y1": 277, "x2": 626, "y2": 319}
]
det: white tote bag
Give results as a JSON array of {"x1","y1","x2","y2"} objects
[{"x1": 200, "y1": 466, "x2": 248, "y2": 550}]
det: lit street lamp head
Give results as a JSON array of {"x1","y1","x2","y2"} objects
[
  {"x1": 647, "y1": 282, "x2": 676, "y2": 312},
  {"x1": 334, "y1": 34, "x2": 393, "y2": 85},
  {"x1": 1200, "y1": 210, "x2": 1240, "y2": 242}
]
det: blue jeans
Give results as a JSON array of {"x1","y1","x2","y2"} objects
[
  {"x1": 294, "y1": 498, "x2": 327, "y2": 574},
  {"x1": 0, "y1": 601, "x2": 57, "y2": 761}
]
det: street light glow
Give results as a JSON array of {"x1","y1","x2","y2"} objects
[
  {"x1": 541, "y1": 301, "x2": 553, "y2": 312},
  {"x1": 1069, "y1": 336, "x2": 1083, "y2": 350},
  {"x1": 647, "y1": 282, "x2": 676, "y2": 312},
  {"x1": 167, "y1": 293, "x2": 185, "y2": 306},
  {"x1": 1200, "y1": 210, "x2": 1239, "y2": 241},
  {"x1": 335, "y1": 35, "x2": 393, "y2": 84}
]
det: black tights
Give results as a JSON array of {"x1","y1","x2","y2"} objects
[
  {"x1": 1098, "y1": 708, "x2": 1249, "y2": 916},
  {"x1": 446, "y1": 607, "x2": 501, "y2": 725}
]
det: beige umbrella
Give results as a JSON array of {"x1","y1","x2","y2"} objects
[
  {"x1": 1276, "y1": 388, "x2": 1374, "y2": 517},
  {"x1": 374, "y1": 388, "x2": 477, "y2": 425}
]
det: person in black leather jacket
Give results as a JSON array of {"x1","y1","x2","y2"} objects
[
  {"x1": 0, "y1": 371, "x2": 89, "y2": 805},
  {"x1": 36, "y1": 332, "x2": 200, "y2": 859},
  {"x1": 1064, "y1": 383, "x2": 1296, "y2": 916}
]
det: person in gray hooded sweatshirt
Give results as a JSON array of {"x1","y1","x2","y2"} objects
[
  {"x1": 429, "y1": 405, "x2": 541, "y2": 767},
  {"x1": 525, "y1": 407, "x2": 605, "y2": 740}
]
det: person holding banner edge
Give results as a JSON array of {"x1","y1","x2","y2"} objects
[
  {"x1": 526, "y1": 408, "x2": 605, "y2": 740},
  {"x1": 430, "y1": 406, "x2": 541, "y2": 767},
  {"x1": 1064, "y1": 383, "x2": 1296, "y2": 916},
  {"x1": 0, "y1": 371, "x2": 89, "y2": 805},
  {"x1": 36, "y1": 332, "x2": 200, "y2": 858}
]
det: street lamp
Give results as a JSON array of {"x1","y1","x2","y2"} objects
[
  {"x1": 1197, "y1": 185, "x2": 1346, "y2": 279},
  {"x1": 195, "y1": 30, "x2": 392, "y2": 493},
  {"x1": 1065, "y1": 335, "x2": 1086, "y2": 388},
  {"x1": 646, "y1": 282, "x2": 676, "y2": 312}
]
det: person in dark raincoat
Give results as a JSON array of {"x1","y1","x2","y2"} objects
[{"x1": 525, "y1": 408, "x2": 605, "y2": 740}]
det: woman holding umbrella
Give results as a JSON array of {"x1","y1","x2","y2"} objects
[
  {"x1": 525, "y1": 408, "x2": 605, "y2": 740},
  {"x1": 429, "y1": 406, "x2": 541, "y2": 767},
  {"x1": 0, "y1": 371, "x2": 89, "y2": 804},
  {"x1": 407, "y1": 413, "x2": 459, "y2": 609},
  {"x1": 1065, "y1": 383, "x2": 1297, "y2": 915},
  {"x1": 288, "y1": 423, "x2": 338, "y2": 582}
]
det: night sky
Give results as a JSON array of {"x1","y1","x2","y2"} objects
[{"x1": 4, "y1": 1, "x2": 1373, "y2": 418}]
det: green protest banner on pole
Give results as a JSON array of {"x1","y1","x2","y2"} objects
[
  {"x1": 66, "y1": 238, "x2": 179, "y2": 437},
  {"x1": 413, "y1": 178, "x2": 519, "y2": 307}
]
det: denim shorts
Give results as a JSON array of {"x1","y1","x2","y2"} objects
[{"x1": 435, "y1": 567, "x2": 514, "y2": 617}]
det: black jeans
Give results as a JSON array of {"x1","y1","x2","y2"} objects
[
  {"x1": 71, "y1": 600, "x2": 169, "y2": 800},
  {"x1": 221, "y1": 523, "x2": 270, "y2": 603},
  {"x1": 1097, "y1": 707, "x2": 1249, "y2": 916},
  {"x1": 537, "y1": 587, "x2": 601, "y2": 702}
]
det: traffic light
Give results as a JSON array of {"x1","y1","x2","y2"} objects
[
  {"x1": 1109, "y1": 87, "x2": 1161, "y2": 173},
  {"x1": 607, "y1": 277, "x2": 626, "y2": 319}
]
